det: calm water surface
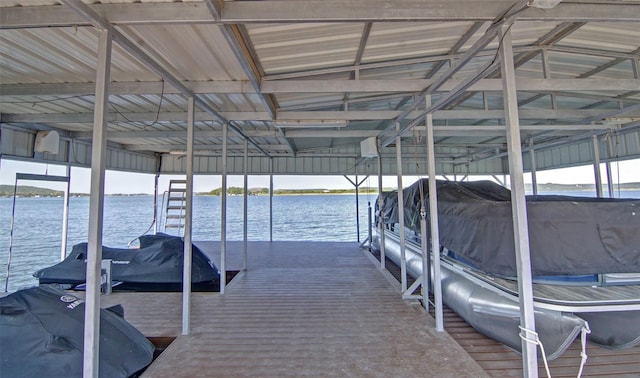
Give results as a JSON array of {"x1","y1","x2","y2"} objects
[
  {"x1": 0, "y1": 194, "x2": 376, "y2": 291},
  {"x1": 2, "y1": 190, "x2": 639, "y2": 292}
]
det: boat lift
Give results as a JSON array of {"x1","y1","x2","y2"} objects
[{"x1": 4, "y1": 172, "x2": 70, "y2": 292}]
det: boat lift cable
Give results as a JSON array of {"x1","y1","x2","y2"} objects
[
  {"x1": 4, "y1": 173, "x2": 70, "y2": 292},
  {"x1": 127, "y1": 219, "x2": 156, "y2": 248},
  {"x1": 4, "y1": 178, "x2": 19, "y2": 292}
]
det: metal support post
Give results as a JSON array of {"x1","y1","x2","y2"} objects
[
  {"x1": 605, "y1": 136, "x2": 615, "y2": 198},
  {"x1": 182, "y1": 97, "x2": 195, "y2": 335},
  {"x1": 426, "y1": 95, "x2": 444, "y2": 332},
  {"x1": 367, "y1": 202, "x2": 372, "y2": 250},
  {"x1": 529, "y1": 140, "x2": 538, "y2": 195},
  {"x1": 153, "y1": 170, "x2": 159, "y2": 235},
  {"x1": 84, "y1": 28, "x2": 111, "y2": 378},
  {"x1": 60, "y1": 156, "x2": 71, "y2": 261},
  {"x1": 593, "y1": 135, "x2": 603, "y2": 198},
  {"x1": 395, "y1": 122, "x2": 408, "y2": 294},
  {"x1": 243, "y1": 139, "x2": 248, "y2": 271},
  {"x1": 355, "y1": 171, "x2": 360, "y2": 243},
  {"x1": 345, "y1": 173, "x2": 369, "y2": 243},
  {"x1": 377, "y1": 149, "x2": 386, "y2": 270},
  {"x1": 500, "y1": 25, "x2": 539, "y2": 377},
  {"x1": 419, "y1": 207, "x2": 429, "y2": 312},
  {"x1": 220, "y1": 122, "x2": 228, "y2": 294},
  {"x1": 269, "y1": 159, "x2": 274, "y2": 242},
  {"x1": 542, "y1": 48, "x2": 557, "y2": 110}
]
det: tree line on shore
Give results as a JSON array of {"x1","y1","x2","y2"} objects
[{"x1": 206, "y1": 187, "x2": 381, "y2": 196}]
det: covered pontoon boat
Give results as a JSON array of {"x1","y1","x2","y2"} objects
[
  {"x1": 374, "y1": 179, "x2": 640, "y2": 358},
  {"x1": 0, "y1": 285, "x2": 154, "y2": 377},
  {"x1": 34, "y1": 233, "x2": 220, "y2": 291}
]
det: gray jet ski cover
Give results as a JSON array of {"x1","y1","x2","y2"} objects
[
  {"x1": 0, "y1": 285, "x2": 154, "y2": 377},
  {"x1": 34, "y1": 233, "x2": 219, "y2": 285}
]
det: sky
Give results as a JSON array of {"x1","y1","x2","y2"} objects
[{"x1": 1, "y1": 158, "x2": 639, "y2": 195}]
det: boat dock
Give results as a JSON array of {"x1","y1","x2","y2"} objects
[{"x1": 98, "y1": 241, "x2": 487, "y2": 377}]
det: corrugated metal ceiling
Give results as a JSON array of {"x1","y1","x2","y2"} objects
[{"x1": 0, "y1": 0, "x2": 639, "y2": 174}]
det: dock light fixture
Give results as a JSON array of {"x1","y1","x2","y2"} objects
[
  {"x1": 528, "y1": 0, "x2": 563, "y2": 9},
  {"x1": 273, "y1": 120, "x2": 348, "y2": 128}
]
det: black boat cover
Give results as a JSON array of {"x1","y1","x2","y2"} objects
[
  {"x1": 0, "y1": 285, "x2": 154, "y2": 378},
  {"x1": 34, "y1": 233, "x2": 219, "y2": 287},
  {"x1": 379, "y1": 179, "x2": 640, "y2": 276}
]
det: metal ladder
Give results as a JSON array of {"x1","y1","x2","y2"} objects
[{"x1": 163, "y1": 179, "x2": 187, "y2": 236}]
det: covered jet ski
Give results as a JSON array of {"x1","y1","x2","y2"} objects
[
  {"x1": 34, "y1": 233, "x2": 220, "y2": 291},
  {"x1": 0, "y1": 285, "x2": 154, "y2": 377}
]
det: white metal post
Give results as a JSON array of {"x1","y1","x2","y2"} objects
[
  {"x1": 182, "y1": 97, "x2": 195, "y2": 335},
  {"x1": 425, "y1": 95, "x2": 444, "y2": 331},
  {"x1": 529, "y1": 140, "x2": 538, "y2": 195},
  {"x1": 605, "y1": 136, "x2": 615, "y2": 198},
  {"x1": 153, "y1": 171, "x2": 159, "y2": 235},
  {"x1": 395, "y1": 122, "x2": 407, "y2": 294},
  {"x1": 220, "y1": 122, "x2": 228, "y2": 294},
  {"x1": 355, "y1": 168, "x2": 360, "y2": 243},
  {"x1": 269, "y1": 159, "x2": 274, "y2": 242},
  {"x1": 419, "y1": 210, "x2": 429, "y2": 312},
  {"x1": 60, "y1": 156, "x2": 71, "y2": 261},
  {"x1": 243, "y1": 139, "x2": 248, "y2": 271},
  {"x1": 84, "y1": 28, "x2": 111, "y2": 378},
  {"x1": 593, "y1": 135, "x2": 603, "y2": 198},
  {"x1": 377, "y1": 148, "x2": 386, "y2": 270},
  {"x1": 500, "y1": 25, "x2": 539, "y2": 377}
]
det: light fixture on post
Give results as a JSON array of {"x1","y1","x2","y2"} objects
[
  {"x1": 528, "y1": 0, "x2": 562, "y2": 9},
  {"x1": 273, "y1": 120, "x2": 348, "y2": 128}
]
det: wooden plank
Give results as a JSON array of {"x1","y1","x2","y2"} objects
[
  {"x1": 441, "y1": 305, "x2": 640, "y2": 377},
  {"x1": 117, "y1": 241, "x2": 490, "y2": 377}
]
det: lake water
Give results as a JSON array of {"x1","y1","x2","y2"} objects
[
  {"x1": 0, "y1": 194, "x2": 376, "y2": 292},
  {"x1": 2, "y1": 190, "x2": 639, "y2": 292}
]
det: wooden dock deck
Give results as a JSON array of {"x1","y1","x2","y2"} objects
[{"x1": 102, "y1": 241, "x2": 487, "y2": 377}]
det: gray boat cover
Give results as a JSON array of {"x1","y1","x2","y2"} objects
[
  {"x1": 0, "y1": 285, "x2": 154, "y2": 377},
  {"x1": 379, "y1": 179, "x2": 640, "y2": 276},
  {"x1": 34, "y1": 233, "x2": 219, "y2": 285}
]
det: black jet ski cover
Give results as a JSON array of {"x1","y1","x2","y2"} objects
[
  {"x1": 34, "y1": 233, "x2": 219, "y2": 286},
  {"x1": 0, "y1": 285, "x2": 154, "y2": 378},
  {"x1": 380, "y1": 179, "x2": 640, "y2": 276}
]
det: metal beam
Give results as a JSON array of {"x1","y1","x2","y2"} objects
[
  {"x1": 7, "y1": 108, "x2": 639, "y2": 124},
  {"x1": 578, "y1": 47, "x2": 640, "y2": 79},
  {"x1": 394, "y1": 122, "x2": 408, "y2": 294},
  {"x1": 380, "y1": 0, "x2": 531, "y2": 147},
  {"x1": 342, "y1": 22, "x2": 373, "y2": 110},
  {"x1": 242, "y1": 139, "x2": 248, "y2": 271},
  {"x1": 446, "y1": 21, "x2": 586, "y2": 111},
  {"x1": 377, "y1": 145, "x2": 386, "y2": 270},
  {"x1": 182, "y1": 97, "x2": 195, "y2": 335},
  {"x1": 547, "y1": 45, "x2": 640, "y2": 60},
  {"x1": 70, "y1": 130, "x2": 279, "y2": 139},
  {"x1": 123, "y1": 144, "x2": 291, "y2": 153},
  {"x1": 593, "y1": 135, "x2": 603, "y2": 198},
  {"x1": 3, "y1": 1, "x2": 639, "y2": 29},
  {"x1": 223, "y1": 1, "x2": 640, "y2": 22},
  {"x1": 82, "y1": 27, "x2": 111, "y2": 378},
  {"x1": 58, "y1": 0, "x2": 270, "y2": 157},
  {"x1": 220, "y1": 122, "x2": 228, "y2": 294},
  {"x1": 425, "y1": 95, "x2": 444, "y2": 332},
  {"x1": 3, "y1": 78, "x2": 637, "y2": 97},
  {"x1": 529, "y1": 140, "x2": 538, "y2": 195},
  {"x1": 500, "y1": 25, "x2": 538, "y2": 377}
]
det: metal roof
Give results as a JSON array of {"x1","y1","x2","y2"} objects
[{"x1": 1, "y1": 0, "x2": 639, "y2": 175}]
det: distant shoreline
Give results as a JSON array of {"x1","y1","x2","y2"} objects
[{"x1": 2, "y1": 183, "x2": 640, "y2": 198}]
